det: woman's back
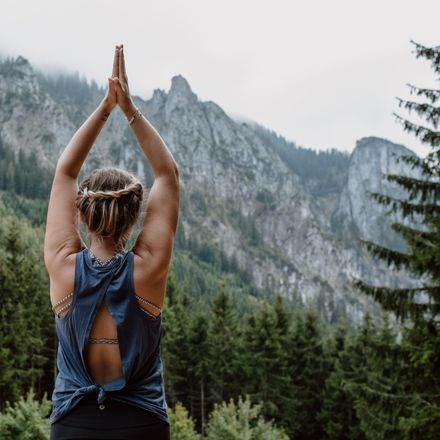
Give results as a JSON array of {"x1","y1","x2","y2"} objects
[
  {"x1": 49, "y1": 247, "x2": 169, "y2": 426},
  {"x1": 50, "y1": 246, "x2": 166, "y2": 386}
]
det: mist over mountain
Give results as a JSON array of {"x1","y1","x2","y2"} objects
[{"x1": 0, "y1": 54, "x2": 423, "y2": 330}]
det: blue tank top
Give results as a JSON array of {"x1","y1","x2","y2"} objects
[{"x1": 49, "y1": 247, "x2": 170, "y2": 425}]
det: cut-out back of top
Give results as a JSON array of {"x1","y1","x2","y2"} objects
[
  {"x1": 49, "y1": 247, "x2": 169, "y2": 426},
  {"x1": 51, "y1": 248, "x2": 163, "y2": 325}
]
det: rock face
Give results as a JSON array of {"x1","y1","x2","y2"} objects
[
  {"x1": 334, "y1": 136, "x2": 424, "y2": 250},
  {"x1": 0, "y1": 56, "x2": 423, "y2": 329},
  {"x1": 0, "y1": 56, "x2": 75, "y2": 169}
]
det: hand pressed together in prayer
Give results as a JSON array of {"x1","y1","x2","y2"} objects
[{"x1": 104, "y1": 44, "x2": 135, "y2": 117}]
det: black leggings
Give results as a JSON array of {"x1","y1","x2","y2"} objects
[{"x1": 50, "y1": 394, "x2": 170, "y2": 440}]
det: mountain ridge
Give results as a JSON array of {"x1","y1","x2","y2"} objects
[{"x1": 0, "y1": 54, "x2": 423, "y2": 330}]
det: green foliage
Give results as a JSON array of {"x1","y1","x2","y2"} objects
[
  {"x1": 205, "y1": 394, "x2": 289, "y2": 440},
  {"x1": 161, "y1": 273, "x2": 194, "y2": 408},
  {"x1": 241, "y1": 295, "x2": 300, "y2": 438},
  {"x1": 186, "y1": 306, "x2": 211, "y2": 435},
  {"x1": 0, "y1": 204, "x2": 51, "y2": 411},
  {"x1": 349, "y1": 40, "x2": 440, "y2": 439},
  {"x1": 0, "y1": 138, "x2": 53, "y2": 200},
  {"x1": 168, "y1": 401, "x2": 201, "y2": 440},
  {"x1": 317, "y1": 322, "x2": 366, "y2": 440},
  {"x1": 392, "y1": 322, "x2": 440, "y2": 439},
  {"x1": 170, "y1": 247, "x2": 268, "y2": 315},
  {"x1": 0, "y1": 388, "x2": 51, "y2": 440},
  {"x1": 206, "y1": 283, "x2": 243, "y2": 407},
  {"x1": 0, "y1": 190, "x2": 48, "y2": 227},
  {"x1": 333, "y1": 313, "x2": 398, "y2": 440},
  {"x1": 162, "y1": 280, "x2": 246, "y2": 435},
  {"x1": 322, "y1": 311, "x2": 440, "y2": 440},
  {"x1": 3, "y1": 188, "x2": 437, "y2": 438},
  {"x1": 287, "y1": 308, "x2": 333, "y2": 439}
]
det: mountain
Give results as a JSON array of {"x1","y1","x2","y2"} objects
[{"x1": 0, "y1": 55, "x2": 423, "y2": 330}]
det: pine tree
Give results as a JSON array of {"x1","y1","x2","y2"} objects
[
  {"x1": 186, "y1": 302, "x2": 210, "y2": 436},
  {"x1": 317, "y1": 322, "x2": 366, "y2": 440},
  {"x1": 0, "y1": 388, "x2": 51, "y2": 440},
  {"x1": 286, "y1": 307, "x2": 332, "y2": 439},
  {"x1": 397, "y1": 323, "x2": 440, "y2": 438},
  {"x1": 270, "y1": 295, "x2": 301, "y2": 435},
  {"x1": 344, "y1": 313, "x2": 409, "y2": 440},
  {"x1": 161, "y1": 273, "x2": 194, "y2": 410},
  {"x1": 349, "y1": 39, "x2": 440, "y2": 437},
  {"x1": 205, "y1": 281, "x2": 243, "y2": 410},
  {"x1": 0, "y1": 215, "x2": 49, "y2": 410},
  {"x1": 240, "y1": 295, "x2": 300, "y2": 438},
  {"x1": 167, "y1": 401, "x2": 201, "y2": 440},
  {"x1": 205, "y1": 394, "x2": 289, "y2": 440},
  {"x1": 351, "y1": 39, "x2": 440, "y2": 326}
]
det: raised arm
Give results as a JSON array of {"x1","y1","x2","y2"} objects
[
  {"x1": 44, "y1": 47, "x2": 119, "y2": 270},
  {"x1": 114, "y1": 45, "x2": 180, "y2": 282}
]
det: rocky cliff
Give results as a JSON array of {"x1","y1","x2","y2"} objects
[{"x1": 0, "y1": 55, "x2": 423, "y2": 329}]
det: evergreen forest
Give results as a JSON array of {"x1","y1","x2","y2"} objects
[{"x1": 0, "y1": 40, "x2": 439, "y2": 439}]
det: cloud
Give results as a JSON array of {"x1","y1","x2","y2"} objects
[{"x1": 0, "y1": 0, "x2": 438, "y2": 157}]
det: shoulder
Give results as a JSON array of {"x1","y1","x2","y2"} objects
[
  {"x1": 45, "y1": 248, "x2": 85, "y2": 280},
  {"x1": 132, "y1": 250, "x2": 168, "y2": 307},
  {"x1": 132, "y1": 246, "x2": 170, "y2": 284},
  {"x1": 47, "y1": 248, "x2": 83, "y2": 310}
]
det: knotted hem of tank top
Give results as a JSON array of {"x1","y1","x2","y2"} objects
[
  {"x1": 73, "y1": 379, "x2": 125, "y2": 405},
  {"x1": 49, "y1": 384, "x2": 107, "y2": 424},
  {"x1": 83, "y1": 384, "x2": 107, "y2": 404}
]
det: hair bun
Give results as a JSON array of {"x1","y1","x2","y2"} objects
[{"x1": 76, "y1": 168, "x2": 144, "y2": 250}]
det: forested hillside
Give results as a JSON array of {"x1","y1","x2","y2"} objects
[{"x1": 1, "y1": 45, "x2": 439, "y2": 438}]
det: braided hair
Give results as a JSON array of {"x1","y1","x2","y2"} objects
[{"x1": 76, "y1": 167, "x2": 145, "y2": 248}]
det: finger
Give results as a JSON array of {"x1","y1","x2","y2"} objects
[
  {"x1": 113, "y1": 77, "x2": 123, "y2": 92},
  {"x1": 113, "y1": 77, "x2": 120, "y2": 92},
  {"x1": 119, "y1": 46, "x2": 127, "y2": 80},
  {"x1": 108, "y1": 77, "x2": 115, "y2": 92},
  {"x1": 112, "y1": 46, "x2": 119, "y2": 78}
]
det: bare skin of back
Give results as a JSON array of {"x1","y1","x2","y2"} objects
[{"x1": 49, "y1": 252, "x2": 166, "y2": 385}]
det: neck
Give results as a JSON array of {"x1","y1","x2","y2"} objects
[{"x1": 87, "y1": 235, "x2": 125, "y2": 260}]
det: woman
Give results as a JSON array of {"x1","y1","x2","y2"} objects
[{"x1": 45, "y1": 44, "x2": 179, "y2": 440}]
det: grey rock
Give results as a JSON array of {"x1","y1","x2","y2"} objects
[{"x1": 0, "y1": 57, "x2": 425, "y2": 331}]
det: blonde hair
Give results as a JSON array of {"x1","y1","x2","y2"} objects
[{"x1": 75, "y1": 167, "x2": 145, "y2": 248}]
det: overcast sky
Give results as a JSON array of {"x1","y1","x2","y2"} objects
[{"x1": 1, "y1": 0, "x2": 439, "y2": 157}]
